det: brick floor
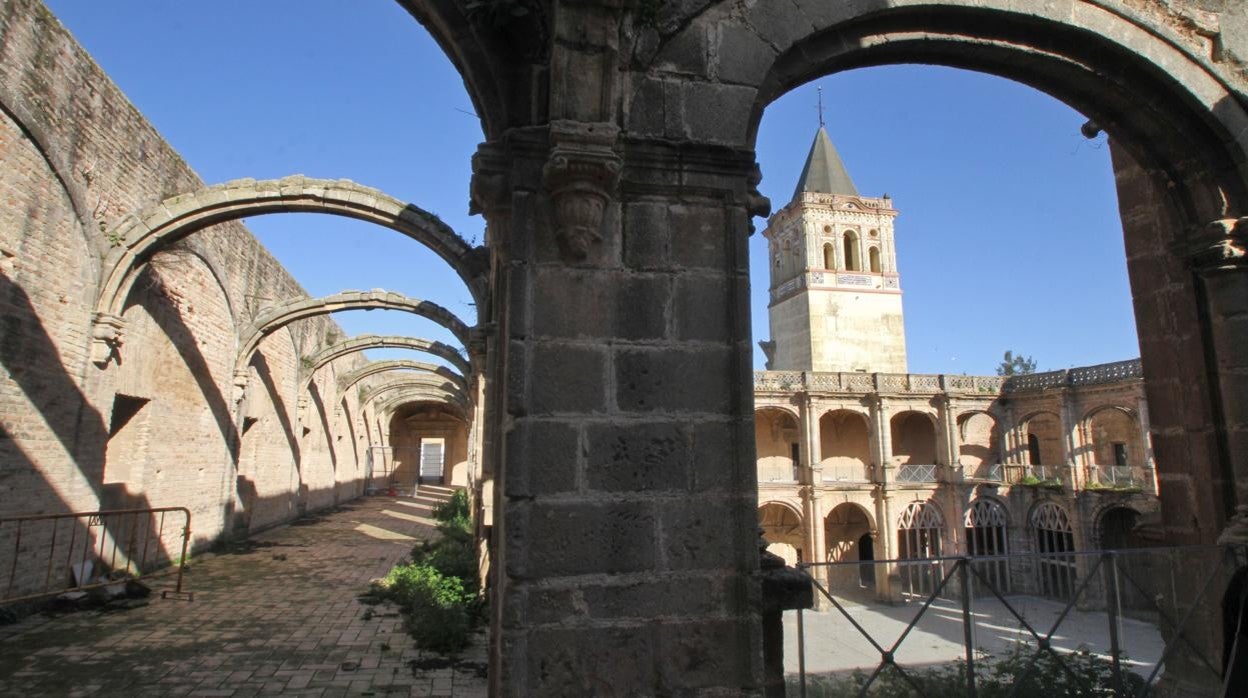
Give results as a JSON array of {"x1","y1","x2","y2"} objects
[{"x1": 0, "y1": 488, "x2": 488, "y2": 697}]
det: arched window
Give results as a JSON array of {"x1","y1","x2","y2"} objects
[
  {"x1": 897, "y1": 501, "x2": 944, "y2": 597},
  {"x1": 822, "y1": 242, "x2": 835, "y2": 270},
  {"x1": 1031, "y1": 502, "x2": 1075, "y2": 599},
  {"x1": 965, "y1": 499, "x2": 1010, "y2": 594},
  {"x1": 843, "y1": 231, "x2": 860, "y2": 271},
  {"x1": 868, "y1": 246, "x2": 881, "y2": 273}
]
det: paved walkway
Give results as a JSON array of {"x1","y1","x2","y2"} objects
[{"x1": 0, "y1": 488, "x2": 488, "y2": 697}]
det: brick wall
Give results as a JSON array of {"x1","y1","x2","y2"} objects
[{"x1": 0, "y1": 0, "x2": 372, "y2": 595}]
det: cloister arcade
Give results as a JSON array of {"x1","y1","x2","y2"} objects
[
  {"x1": 754, "y1": 362, "x2": 1159, "y2": 603},
  {"x1": 7, "y1": 0, "x2": 1248, "y2": 692}
]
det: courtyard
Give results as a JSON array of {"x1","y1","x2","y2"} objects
[{"x1": 0, "y1": 490, "x2": 487, "y2": 697}]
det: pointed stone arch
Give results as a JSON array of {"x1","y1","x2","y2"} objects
[
  {"x1": 336, "y1": 360, "x2": 466, "y2": 396},
  {"x1": 235, "y1": 290, "x2": 470, "y2": 375},
  {"x1": 303, "y1": 334, "x2": 471, "y2": 379},
  {"x1": 93, "y1": 176, "x2": 487, "y2": 362}
]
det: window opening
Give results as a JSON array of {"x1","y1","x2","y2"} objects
[
  {"x1": 897, "y1": 501, "x2": 944, "y2": 598},
  {"x1": 868, "y1": 246, "x2": 881, "y2": 273},
  {"x1": 1032, "y1": 502, "x2": 1076, "y2": 599},
  {"x1": 965, "y1": 499, "x2": 1010, "y2": 594}
]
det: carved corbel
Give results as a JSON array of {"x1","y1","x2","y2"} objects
[
  {"x1": 747, "y1": 163, "x2": 772, "y2": 233},
  {"x1": 1182, "y1": 217, "x2": 1247, "y2": 273},
  {"x1": 543, "y1": 120, "x2": 622, "y2": 261},
  {"x1": 232, "y1": 369, "x2": 250, "y2": 408},
  {"x1": 90, "y1": 313, "x2": 125, "y2": 367}
]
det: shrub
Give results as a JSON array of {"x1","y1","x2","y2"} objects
[{"x1": 370, "y1": 488, "x2": 483, "y2": 654}]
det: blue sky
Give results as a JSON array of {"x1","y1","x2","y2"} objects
[{"x1": 46, "y1": 1, "x2": 1138, "y2": 375}]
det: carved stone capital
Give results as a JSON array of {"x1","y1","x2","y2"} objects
[
  {"x1": 1218, "y1": 504, "x2": 1248, "y2": 546},
  {"x1": 90, "y1": 313, "x2": 125, "y2": 367},
  {"x1": 747, "y1": 162, "x2": 772, "y2": 229},
  {"x1": 470, "y1": 143, "x2": 511, "y2": 218},
  {"x1": 543, "y1": 120, "x2": 622, "y2": 261},
  {"x1": 1182, "y1": 217, "x2": 1248, "y2": 273}
]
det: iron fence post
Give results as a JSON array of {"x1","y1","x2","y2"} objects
[
  {"x1": 1104, "y1": 551, "x2": 1125, "y2": 695},
  {"x1": 797, "y1": 606, "x2": 807, "y2": 698},
  {"x1": 960, "y1": 558, "x2": 977, "y2": 696}
]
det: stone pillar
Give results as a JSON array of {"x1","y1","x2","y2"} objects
[
  {"x1": 937, "y1": 395, "x2": 958, "y2": 480},
  {"x1": 1187, "y1": 219, "x2": 1248, "y2": 512},
  {"x1": 806, "y1": 394, "x2": 822, "y2": 482},
  {"x1": 871, "y1": 396, "x2": 892, "y2": 484},
  {"x1": 1058, "y1": 388, "x2": 1077, "y2": 485},
  {"x1": 486, "y1": 122, "x2": 769, "y2": 693}
]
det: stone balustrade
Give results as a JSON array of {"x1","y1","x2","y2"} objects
[{"x1": 753, "y1": 370, "x2": 1005, "y2": 395}]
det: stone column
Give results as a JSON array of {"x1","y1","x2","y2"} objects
[
  {"x1": 1057, "y1": 388, "x2": 1077, "y2": 485},
  {"x1": 1187, "y1": 219, "x2": 1248, "y2": 513},
  {"x1": 806, "y1": 394, "x2": 822, "y2": 482},
  {"x1": 487, "y1": 122, "x2": 769, "y2": 693},
  {"x1": 937, "y1": 395, "x2": 958, "y2": 480},
  {"x1": 871, "y1": 395, "x2": 892, "y2": 484}
]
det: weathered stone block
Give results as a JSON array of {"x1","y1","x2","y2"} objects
[
  {"x1": 528, "y1": 343, "x2": 607, "y2": 415},
  {"x1": 521, "y1": 500, "x2": 658, "y2": 577},
  {"x1": 659, "y1": 497, "x2": 754, "y2": 570},
  {"x1": 691, "y1": 419, "x2": 749, "y2": 493},
  {"x1": 655, "y1": 617, "x2": 758, "y2": 690},
  {"x1": 615, "y1": 274, "x2": 671, "y2": 340},
  {"x1": 585, "y1": 421, "x2": 689, "y2": 492},
  {"x1": 622, "y1": 200, "x2": 669, "y2": 270},
  {"x1": 531, "y1": 268, "x2": 614, "y2": 339},
  {"x1": 525, "y1": 625, "x2": 656, "y2": 694},
  {"x1": 674, "y1": 273, "x2": 731, "y2": 341},
  {"x1": 669, "y1": 204, "x2": 728, "y2": 270},
  {"x1": 581, "y1": 576, "x2": 717, "y2": 619},
  {"x1": 504, "y1": 420, "x2": 580, "y2": 497},
  {"x1": 615, "y1": 346, "x2": 734, "y2": 413},
  {"x1": 715, "y1": 23, "x2": 778, "y2": 86}
]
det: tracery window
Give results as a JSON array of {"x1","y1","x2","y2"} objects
[
  {"x1": 965, "y1": 499, "x2": 1010, "y2": 594},
  {"x1": 897, "y1": 501, "x2": 944, "y2": 597},
  {"x1": 1032, "y1": 501, "x2": 1076, "y2": 599}
]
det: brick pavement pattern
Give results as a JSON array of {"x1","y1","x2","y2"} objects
[{"x1": 0, "y1": 489, "x2": 487, "y2": 697}]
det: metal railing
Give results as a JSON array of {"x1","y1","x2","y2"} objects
[
  {"x1": 895, "y1": 464, "x2": 938, "y2": 483},
  {"x1": 0, "y1": 507, "x2": 193, "y2": 605},
  {"x1": 1093, "y1": 465, "x2": 1153, "y2": 490},
  {"x1": 790, "y1": 545, "x2": 1242, "y2": 697}
]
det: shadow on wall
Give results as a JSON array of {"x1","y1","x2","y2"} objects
[{"x1": 132, "y1": 266, "x2": 239, "y2": 461}]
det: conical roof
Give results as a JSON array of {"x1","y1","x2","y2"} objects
[{"x1": 792, "y1": 127, "x2": 858, "y2": 200}]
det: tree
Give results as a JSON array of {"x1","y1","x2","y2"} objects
[{"x1": 997, "y1": 350, "x2": 1037, "y2": 376}]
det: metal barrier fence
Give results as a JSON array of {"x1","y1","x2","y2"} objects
[
  {"x1": 791, "y1": 545, "x2": 1245, "y2": 697},
  {"x1": 0, "y1": 507, "x2": 193, "y2": 605}
]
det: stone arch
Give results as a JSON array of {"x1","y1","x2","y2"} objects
[
  {"x1": 303, "y1": 334, "x2": 471, "y2": 378},
  {"x1": 373, "y1": 389, "x2": 469, "y2": 418},
  {"x1": 896, "y1": 499, "x2": 945, "y2": 596},
  {"x1": 96, "y1": 176, "x2": 487, "y2": 331},
  {"x1": 957, "y1": 410, "x2": 1000, "y2": 470},
  {"x1": 818, "y1": 408, "x2": 871, "y2": 481},
  {"x1": 385, "y1": 398, "x2": 471, "y2": 489},
  {"x1": 1030, "y1": 500, "x2": 1076, "y2": 598},
  {"x1": 758, "y1": 500, "x2": 805, "y2": 566},
  {"x1": 890, "y1": 410, "x2": 938, "y2": 465},
  {"x1": 395, "y1": 0, "x2": 541, "y2": 139},
  {"x1": 361, "y1": 376, "x2": 468, "y2": 408},
  {"x1": 0, "y1": 96, "x2": 96, "y2": 242},
  {"x1": 1096, "y1": 504, "x2": 1145, "y2": 550},
  {"x1": 719, "y1": 2, "x2": 1248, "y2": 221},
  {"x1": 1081, "y1": 405, "x2": 1143, "y2": 468},
  {"x1": 842, "y1": 230, "x2": 860, "y2": 271},
  {"x1": 965, "y1": 496, "x2": 1012, "y2": 593},
  {"x1": 868, "y1": 246, "x2": 881, "y2": 273},
  {"x1": 755, "y1": 407, "x2": 800, "y2": 482},
  {"x1": 336, "y1": 360, "x2": 467, "y2": 396},
  {"x1": 824, "y1": 502, "x2": 875, "y2": 561},
  {"x1": 235, "y1": 290, "x2": 470, "y2": 374},
  {"x1": 1019, "y1": 410, "x2": 1063, "y2": 466}
]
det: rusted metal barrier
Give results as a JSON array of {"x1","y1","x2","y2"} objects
[{"x1": 0, "y1": 506, "x2": 193, "y2": 605}]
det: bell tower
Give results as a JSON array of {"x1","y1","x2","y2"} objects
[{"x1": 762, "y1": 127, "x2": 907, "y2": 373}]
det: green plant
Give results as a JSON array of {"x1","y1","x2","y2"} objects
[{"x1": 369, "y1": 488, "x2": 482, "y2": 653}]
